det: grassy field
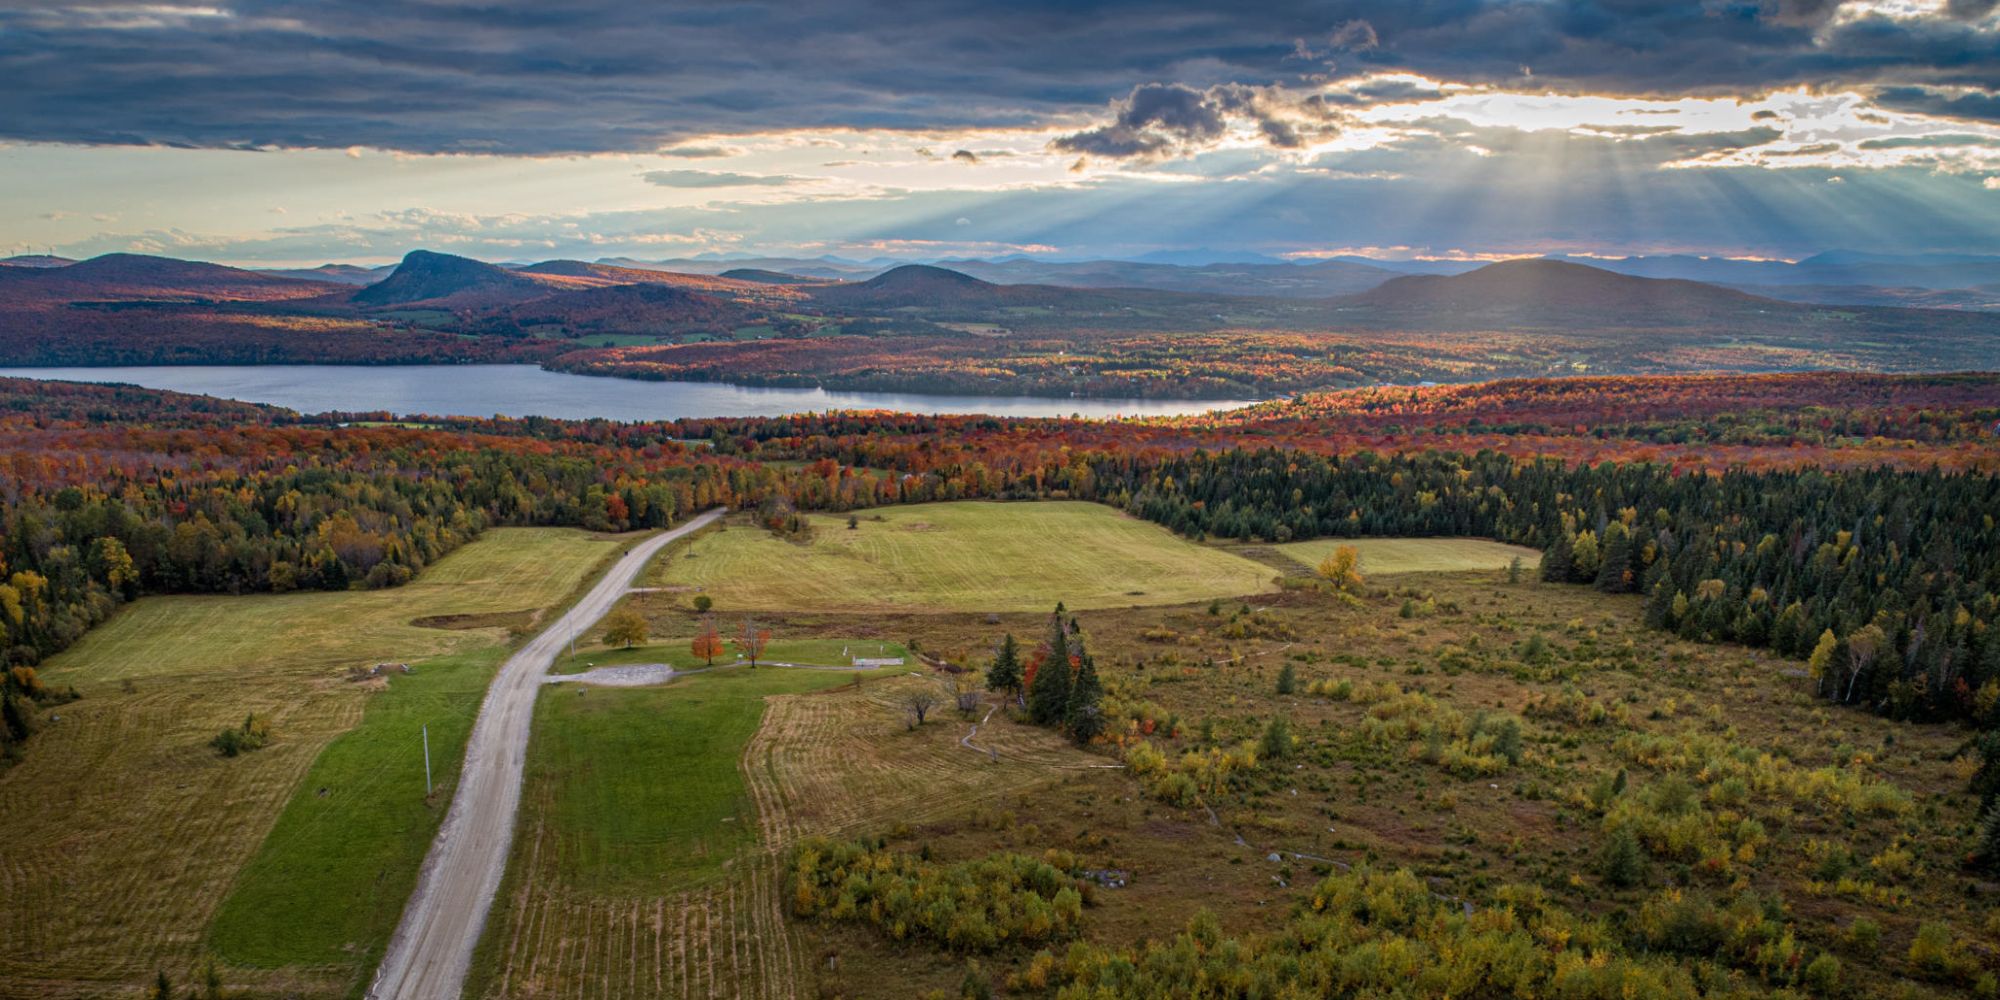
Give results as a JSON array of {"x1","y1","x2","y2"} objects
[
  {"x1": 649, "y1": 501, "x2": 1274, "y2": 612},
  {"x1": 208, "y1": 647, "x2": 501, "y2": 972},
  {"x1": 46, "y1": 527, "x2": 623, "y2": 683},
  {"x1": 470, "y1": 667, "x2": 1092, "y2": 1000},
  {"x1": 1275, "y1": 536, "x2": 1543, "y2": 576},
  {"x1": 0, "y1": 527, "x2": 625, "y2": 998},
  {"x1": 528, "y1": 665, "x2": 903, "y2": 892}
]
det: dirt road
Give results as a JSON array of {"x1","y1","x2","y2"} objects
[{"x1": 367, "y1": 509, "x2": 724, "y2": 999}]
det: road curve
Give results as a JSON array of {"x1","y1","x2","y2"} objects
[{"x1": 368, "y1": 508, "x2": 725, "y2": 999}]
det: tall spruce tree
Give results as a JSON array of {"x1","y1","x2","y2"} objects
[
  {"x1": 1066, "y1": 652, "x2": 1105, "y2": 744},
  {"x1": 985, "y1": 633, "x2": 1023, "y2": 706},
  {"x1": 1596, "y1": 522, "x2": 1634, "y2": 593},
  {"x1": 1029, "y1": 609, "x2": 1072, "y2": 726}
]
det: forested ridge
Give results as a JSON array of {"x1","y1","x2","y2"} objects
[{"x1": 6, "y1": 374, "x2": 1999, "y2": 823}]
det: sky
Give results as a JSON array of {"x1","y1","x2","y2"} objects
[{"x1": 5, "y1": 0, "x2": 2000, "y2": 266}]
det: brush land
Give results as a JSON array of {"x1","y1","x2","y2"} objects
[{"x1": 472, "y1": 504, "x2": 2000, "y2": 999}]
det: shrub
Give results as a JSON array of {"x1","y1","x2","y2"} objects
[
  {"x1": 1260, "y1": 717, "x2": 1292, "y2": 760},
  {"x1": 1908, "y1": 920, "x2": 1977, "y2": 982},
  {"x1": 1803, "y1": 952, "x2": 1840, "y2": 994},
  {"x1": 1602, "y1": 826, "x2": 1646, "y2": 887},
  {"x1": 787, "y1": 838, "x2": 1084, "y2": 953},
  {"x1": 212, "y1": 713, "x2": 272, "y2": 757},
  {"x1": 1845, "y1": 917, "x2": 1881, "y2": 955}
]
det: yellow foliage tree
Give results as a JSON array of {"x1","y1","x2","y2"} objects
[
  {"x1": 603, "y1": 608, "x2": 648, "y2": 648},
  {"x1": 1316, "y1": 545, "x2": 1364, "y2": 592}
]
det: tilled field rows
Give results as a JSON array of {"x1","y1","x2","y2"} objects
[
  {"x1": 483, "y1": 833, "x2": 799, "y2": 999},
  {"x1": 480, "y1": 676, "x2": 1091, "y2": 999}
]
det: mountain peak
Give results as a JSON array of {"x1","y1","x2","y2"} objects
[{"x1": 352, "y1": 250, "x2": 548, "y2": 308}]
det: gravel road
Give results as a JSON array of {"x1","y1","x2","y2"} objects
[{"x1": 367, "y1": 508, "x2": 724, "y2": 999}]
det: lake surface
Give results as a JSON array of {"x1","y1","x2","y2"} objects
[{"x1": 0, "y1": 364, "x2": 1255, "y2": 421}]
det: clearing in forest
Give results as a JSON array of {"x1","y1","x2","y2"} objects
[
  {"x1": 651, "y1": 501, "x2": 1274, "y2": 612},
  {"x1": 0, "y1": 527, "x2": 624, "y2": 998}
]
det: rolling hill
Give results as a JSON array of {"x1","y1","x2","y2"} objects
[
  {"x1": 1334, "y1": 259, "x2": 1786, "y2": 326},
  {"x1": 0, "y1": 253, "x2": 346, "y2": 302},
  {"x1": 488, "y1": 283, "x2": 756, "y2": 336},
  {"x1": 937, "y1": 256, "x2": 1403, "y2": 298}
]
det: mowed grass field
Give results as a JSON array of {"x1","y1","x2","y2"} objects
[
  {"x1": 651, "y1": 501, "x2": 1275, "y2": 612},
  {"x1": 0, "y1": 527, "x2": 625, "y2": 999},
  {"x1": 207, "y1": 647, "x2": 499, "y2": 974},
  {"x1": 526, "y1": 665, "x2": 903, "y2": 893},
  {"x1": 1275, "y1": 536, "x2": 1543, "y2": 576}
]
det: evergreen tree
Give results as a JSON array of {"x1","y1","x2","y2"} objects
[
  {"x1": 1541, "y1": 530, "x2": 1574, "y2": 583},
  {"x1": 1275, "y1": 662, "x2": 1297, "y2": 695},
  {"x1": 1065, "y1": 653, "x2": 1105, "y2": 744},
  {"x1": 1260, "y1": 716, "x2": 1292, "y2": 760},
  {"x1": 1028, "y1": 609, "x2": 1072, "y2": 726},
  {"x1": 1595, "y1": 522, "x2": 1633, "y2": 593},
  {"x1": 1601, "y1": 826, "x2": 1645, "y2": 887},
  {"x1": 984, "y1": 633, "x2": 1023, "y2": 705}
]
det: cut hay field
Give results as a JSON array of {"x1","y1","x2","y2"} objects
[
  {"x1": 650, "y1": 501, "x2": 1275, "y2": 613},
  {"x1": 469, "y1": 667, "x2": 1092, "y2": 1000},
  {"x1": 1274, "y1": 535, "x2": 1543, "y2": 576},
  {"x1": 0, "y1": 527, "x2": 625, "y2": 999}
]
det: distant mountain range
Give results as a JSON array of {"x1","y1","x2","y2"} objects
[
  {"x1": 2, "y1": 248, "x2": 1993, "y2": 394},
  {"x1": 547, "y1": 249, "x2": 2000, "y2": 308}
]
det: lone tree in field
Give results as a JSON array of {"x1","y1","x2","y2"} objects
[
  {"x1": 690, "y1": 617, "x2": 725, "y2": 667},
  {"x1": 604, "y1": 608, "x2": 648, "y2": 648},
  {"x1": 1028, "y1": 608, "x2": 1073, "y2": 727},
  {"x1": 948, "y1": 670, "x2": 981, "y2": 716},
  {"x1": 1316, "y1": 545, "x2": 1363, "y2": 592},
  {"x1": 736, "y1": 617, "x2": 772, "y2": 668},
  {"x1": 985, "y1": 633, "x2": 1023, "y2": 706},
  {"x1": 903, "y1": 684, "x2": 941, "y2": 728},
  {"x1": 1275, "y1": 662, "x2": 1297, "y2": 695}
]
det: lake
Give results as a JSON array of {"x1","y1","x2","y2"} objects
[{"x1": 0, "y1": 365, "x2": 1255, "y2": 421}]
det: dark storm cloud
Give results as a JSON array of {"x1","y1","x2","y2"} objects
[
  {"x1": 4, "y1": 1, "x2": 2000, "y2": 154},
  {"x1": 1872, "y1": 85, "x2": 2000, "y2": 123},
  {"x1": 1051, "y1": 83, "x2": 1229, "y2": 157},
  {"x1": 1857, "y1": 132, "x2": 2000, "y2": 148}
]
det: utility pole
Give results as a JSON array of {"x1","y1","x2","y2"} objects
[{"x1": 422, "y1": 724, "x2": 432, "y2": 794}]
